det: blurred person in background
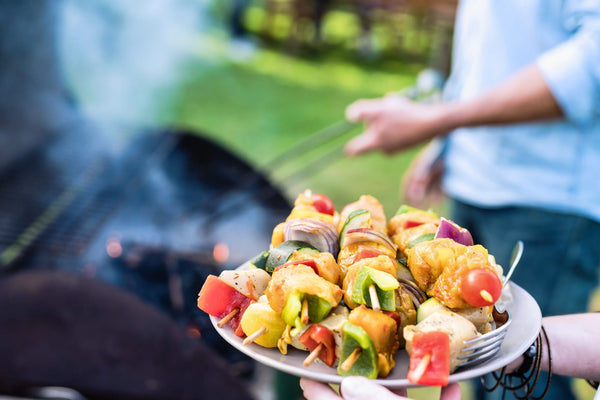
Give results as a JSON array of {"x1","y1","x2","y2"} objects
[{"x1": 342, "y1": 1, "x2": 600, "y2": 399}]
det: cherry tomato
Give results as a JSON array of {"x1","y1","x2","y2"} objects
[
  {"x1": 311, "y1": 193, "x2": 335, "y2": 215},
  {"x1": 461, "y1": 268, "x2": 502, "y2": 307}
]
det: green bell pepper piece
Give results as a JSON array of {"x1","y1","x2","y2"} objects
[
  {"x1": 394, "y1": 204, "x2": 438, "y2": 217},
  {"x1": 281, "y1": 292, "x2": 332, "y2": 329},
  {"x1": 407, "y1": 232, "x2": 436, "y2": 249},
  {"x1": 337, "y1": 322, "x2": 378, "y2": 379},
  {"x1": 351, "y1": 266, "x2": 399, "y2": 311}
]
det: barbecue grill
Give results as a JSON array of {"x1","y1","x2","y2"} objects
[{"x1": 0, "y1": 123, "x2": 293, "y2": 399}]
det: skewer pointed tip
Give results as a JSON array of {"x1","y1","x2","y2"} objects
[
  {"x1": 217, "y1": 308, "x2": 239, "y2": 328},
  {"x1": 243, "y1": 326, "x2": 267, "y2": 345},
  {"x1": 303, "y1": 343, "x2": 324, "y2": 367},
  {"x1": 340, "y1": 347, "x2": 362, "y2": 371}
]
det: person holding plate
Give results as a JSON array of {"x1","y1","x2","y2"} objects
[
  {"x1": 342, "y1": 1, "x2": 600, "y2": 399},
  {"x1": 300, "y1": 313, "x2": 600, "y2": 400}
]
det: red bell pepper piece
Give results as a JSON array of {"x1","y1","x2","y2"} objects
[
  {"x1": 274, "y1": 259, "x2": 319, "y2": 275},
  {"x1": 404, "y1": 220, "x2": 423, "y2": 229},
  {"x1": 353, "y1": 246, "x2": 398, "y2": 266},
  {"x1": 383, "y1": 310, "x2": 402, "y2": 327},
  {"x1": 354, "y1": 245, "x2": 384, "y2": 262},
  {"x1": 197, "y1": 275, "x2": 253, "y2": 337},
  {"x1": 298, "y1": 324, "x2": 336, "y2": 367},
  {"x1": 407, "y1": 331, "x2": 450, "y2": 386}
]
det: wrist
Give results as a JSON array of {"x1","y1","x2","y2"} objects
[{"x1": 431, "y1": 101, "x2": 467, "y2": 135}]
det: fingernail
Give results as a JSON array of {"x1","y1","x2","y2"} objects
[{"x1": 299, "y1": 378, "x2": 307, "y2": 391}]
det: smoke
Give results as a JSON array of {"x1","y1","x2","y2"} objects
[{"x1": 57, "y1": 0, "x2": 210, "y2": 130}]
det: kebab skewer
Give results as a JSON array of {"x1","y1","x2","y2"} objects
[{"x1": 197, "y1": 268, "x2": 271, "y2": 336}]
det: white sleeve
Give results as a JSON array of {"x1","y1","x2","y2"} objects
[{"x1": 537, "y1": 2, "x2": 600, "y2": 126}]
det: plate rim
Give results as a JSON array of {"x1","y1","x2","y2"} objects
[{"x1": 209, "y1": 277, "x2": 541, "y2": 388}]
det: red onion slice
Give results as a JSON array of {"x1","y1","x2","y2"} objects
[
  {"x1": 283, "y1": 218, "x2": 339, "y2": 255},
  {"x1": 342, "y1": 228, "x2": 397, "y2": 253},
  {"x1": 435, "y1": 217, "x2": 474, "y2": 246}
]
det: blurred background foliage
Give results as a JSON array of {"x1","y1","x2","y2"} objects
[
  {"x1": 167, "y1": 0, "x2": 455, "y2": 218},
  {"x1": 62, "y1": 0, "x2": 454, "y2": 218}
]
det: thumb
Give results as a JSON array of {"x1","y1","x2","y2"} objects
[
  {"x1": 440, "y1": 383, "x2": 462, "y2": 400},
  {"x1": 340, "y1": 377, "x2": 409, "y2": 400},
  {"x1": 344, "y1": 130, "x2": 379, "y2": 156}
]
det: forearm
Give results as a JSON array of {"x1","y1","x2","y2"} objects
[
  {"x1": 437, "y1": 64, "x2": 564, "y2": 132},
  {"x1": 540, "y1": 313, "x2": 600, "y2": 381},
  {"x1": 344, "y1": 64, "x2": 566, "y2": 155},
  {"x1": 507, "y1": 313, "x2": 600, "y2": 382}
]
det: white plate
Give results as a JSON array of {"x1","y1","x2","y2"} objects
[{"x1": 210, "y1": 281, "x2": 541, "y2": 388}]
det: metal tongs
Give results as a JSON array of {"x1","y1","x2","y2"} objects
[{"x1": 457, "y1": 241, "x2": 524, "y2": 368}]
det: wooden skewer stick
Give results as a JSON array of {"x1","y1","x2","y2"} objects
[
  {"x1": 217, "y1": 308, "x2": 239, "y2": 328},
  {"x1": 301, "y1": 298, "x2": 310, "y2": 324},
  {"x1": 340, "y1": 347, "x2": 362, "y2": 371},
  {"x1": 480, "y1": 289, "x2": 494, "y2": 304},
  {"x1": 303, "y1": 343, "x2": 324, "y2": 367},
  {"x1": 369, "y1": 284, "x2": 381, "y2": 312},
  {"x1": 243, "y1": 326, "x2": 267, "y2": 345},
  {"x1": 410, "y1": 353, "x2": 431, "y2": 382}
]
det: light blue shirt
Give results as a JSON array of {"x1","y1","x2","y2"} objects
[{"x1": 442, "y1": 0, "x2": 600, "y2": 221}]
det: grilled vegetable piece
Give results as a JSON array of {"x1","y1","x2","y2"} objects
[
  {"x1": 342, "y1": 255, "x2": 398, "y2": 309},
  {"x1": 281, "y1": 291, "x2": 333, "y2": 329},
  {"x1": 404, "y1": 308, "x2": 479, "y2": 372},
  {"x1": 338, "y1": 241, "x2": 397, "y2": 279},
  {"x1": 271, "y1": 190, "x2": 337, "y2": 248},
  {"x1": 197, "y1": 275, "x2": 253, "y2": 337},
  {"x1": 416, "y1": 297, "x2": 447, "y2": 323},
  {"x1": 348, "y1": 305, "x2": 399, "y2": 377},
  {"x1": 460, "y1": 267, "x2": 502, "y2": 307},
  {"x1": 240, "y1": 302, "x2": 287, "y2": 348},
  {"x1": 408, "y1": 233, "x2": 436, "y2": 249},
  {"x1": 311, "y1": 193, "x2": 335, "y2": 216},
  {"x1": 265, "y1": 240, "x2": 319, "y2": 273},
  {"x1": 434, "y1": 217, "x2": 474, "y2": 246},
  {"x1": 265, "y1": 263, "x2": 343, "y2": 316},
  {"x1": 339, "y1": 208, "x2": 371, "y2": 246},
  {"x1": 286, "y1": 190, "x2": 336, "y2": 224},
  {"x1": 337, "y1": 322, "x2": 378, "y2": 379},
  {"x1": 287, "y1": 250, "x2": 342, "y2": 285},
  {"x1": 407, "y1": 331, "x2": 450, "y2": 386},
  {"x1": 219, "y1": 268, "x2": 271, "y2": 300},
  {"x1": 290, "y1": 305, "x2": 349, "y2": 357},
  {"x1": 388, "y1": 206, "x2": 440, "y2": 256},
  {"x1": 406, "y1": 238, "x2": 503, "y2": 309},
  {"x1": 417, "y1": 297, "x2": 494, "y2": 334},
  {"x1": 338, "y1": 195, "x2": 387, "y2": 234},
  {"x1": 248, "y1": 250, "x2": 270, "y2": 270},
  {"x1": 299, "y1": 324, "x2": 337, "y2": 367},
  {"x1": 351, "y1": 267, "x2": 399, "y2": 312},
  {"x1": 284, "y1": 218, "x2": 339, "y2": 256}
]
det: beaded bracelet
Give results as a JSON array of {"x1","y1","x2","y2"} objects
[{"x1": 481, "y1": 325, "x2": 552, "y2": 399}]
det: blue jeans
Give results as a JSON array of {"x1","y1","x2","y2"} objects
[{"x1": 449, "y1": 199, "x2": 600, "y2": 400}]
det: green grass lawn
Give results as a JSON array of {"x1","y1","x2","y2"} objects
[{"x1": 169, "y1": 41, "x2": 428, "y2": 217}]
